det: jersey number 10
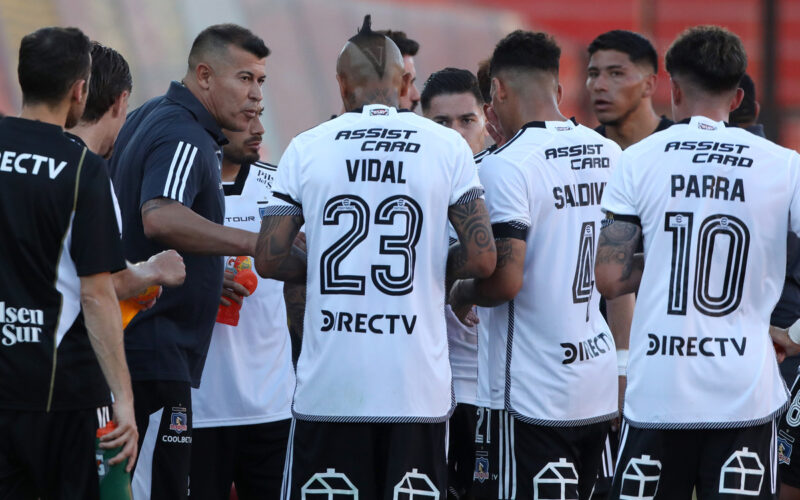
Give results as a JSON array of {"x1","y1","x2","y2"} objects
[
  {"x1": 320, "y1": 194, "x2": 423, "y2": 296},
  {"x1": 664, "y1": 212, "x2": 750, "y2": 317}
]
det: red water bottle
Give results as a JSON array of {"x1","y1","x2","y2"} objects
[{"x1": 216, "y1": 256, "x2": 258, "y2": 326}]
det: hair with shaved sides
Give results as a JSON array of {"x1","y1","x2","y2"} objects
[
  {"x1": 337, "y1": 15, "x2": 404, "y2": 84},
  {"x1": 188, "y1": 23, "x2": 269, "y2": 70}
]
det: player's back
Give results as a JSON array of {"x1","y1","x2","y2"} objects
[
  {"x1": 602, "y1": 115, "x2": 800, "y2": 427},
  {"x1": 477, "y1": 119, "x2": 621, "y2": 424},
  {"x1": 272, "y1": 104, "x2": 482, "y2": 422}
]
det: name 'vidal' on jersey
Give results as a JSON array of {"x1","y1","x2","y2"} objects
[
  {"x1": 476, "y1": 120, "x2": 621, "y2": 425},
  {"x1": 601, "y1": 116, "x2": 800, "y2": 428},
  {"x1": 268, "y1": 105, "x2": 483, "y2": 422}
]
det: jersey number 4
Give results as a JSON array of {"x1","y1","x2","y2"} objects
[
  {"x1": 664, "y1": 212, "x2": 750, "y2": 317},
  {"x1": 320, "y1": 194, "x2": 423, "y2": 296}
]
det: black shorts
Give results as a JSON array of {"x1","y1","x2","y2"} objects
[
  {"x1": 470, "y1": 408, "x2": 609, "y2": 500},
  {"x1": 611, "y1": 418, "x2": 778, "y2": 499},
  {"x1": 281, "y1": 419, "x2": 447, "y2": 500},
  {"x1": 448, "y1": 403, "x2": 478, "y2": 499},
  {"x1": 779, "y1": 372, "x2": 800, "y2": 488},
  {"x1": 189, "y1": 419, "x2": 290, "y2": 500},
  {"x1": 0, "y1": 407, "x2": 108, "y2": 500},
  {"x1": 131, "y1": 380, "x2": 192, "y2": 500},
  {"x1": 592, "y1": 429, "x2": 618, "y2": 500}
]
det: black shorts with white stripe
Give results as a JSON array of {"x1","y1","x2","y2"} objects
[
  {"x1": 470, "y1": 408, "x2": 609, "y2": 500},
  {"x1": 611, "y1": 418, "x2": 778, "y2": 499},
  {"x1": 778, "y1": 372, "x2": 800, "y2": 488},
  {"x1": 281, "y1": 419, "x2": 447, "y2": 500},
  {"x1": 591, "y1": 429, "x2": 618, "y2": 499}
]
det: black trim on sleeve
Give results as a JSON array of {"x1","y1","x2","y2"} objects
[
  {"x1": 452, "y1": 187, "x2": 485, "y2": 206},
  {"x1": 262, "y1": 205, "x2": 302, "y2": 217},
  {"x1": 273, "y1": 192, "x2": 302, "y2": 208},
  {"x1": 605, "y1": 212, "x2": 642, "y2": 228},
  {"x1": 492, "y1": 221, "x2": 529, "y2": 241}
]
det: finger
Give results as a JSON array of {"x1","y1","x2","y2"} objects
[
  {"x1": 222, "y1": 289, "x2": 244, "y2": 305},
  {"x1": 228, "y1": 281, "x2": 250, "y2": 297},
  {"x1": 220, "y1": 296, "x2": 232, "y2": 307}
]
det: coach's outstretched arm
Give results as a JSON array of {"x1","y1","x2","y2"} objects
[
  {"x1": 80, "y1": 272, "x2": 139, "y2": 471},
  {"x1": 595, "y1": 218, "x2": 644, "y2": 299},
  {"x1": 142, "y1": 197, "x2": 258, "y2": 256},
  {"x1": 254, "y1": 213, "x2": 307, "y2": 284}
]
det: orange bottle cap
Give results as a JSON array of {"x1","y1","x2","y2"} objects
[{"x1": 96, "y1": 420, "x2": 117, "y2": 438}]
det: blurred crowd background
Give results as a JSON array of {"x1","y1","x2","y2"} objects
[{"x1": 0, "y1": 0, "x2": 796, "y2": 162}]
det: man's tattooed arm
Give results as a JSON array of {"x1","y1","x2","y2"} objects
[
  {"x1": 254, "y1": 214, "x2": 307, "y2": 284},
  {"x1": 446, "y1": 198, "x2": 496, "y2": 285},
  {"x1": 595, "y1": 218, "x2": 644, "y2": 299}
]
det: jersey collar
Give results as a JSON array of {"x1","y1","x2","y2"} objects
[
  {"x1": 165, "y1": 81, "x2": 228, "y2": 146},
  {"x1": 223, "y1": 162, "x2": 250, "y2": 196},
  {"x1": 519, "y1": 117, "x2": 578, "y2": 131},
  {"x1": 677, "y1": 116, "x2": 731, "y2": 129}
]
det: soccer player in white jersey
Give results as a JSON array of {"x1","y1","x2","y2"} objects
[
  {"x1": 255, "y1": 16, "x2": 496, "y2": 500},
  {"x1": 449, "y1": 30, "x2": 621, "y2": 500},
  {"x1": 421, "y1": 67, "x2": 487, "y2": 500},
  {"x1": 595, "y1": 26, "x2": 800, "y2": 499},
  {"x1": 188, "y1": 111, "x2": 295, "y2": 499}
]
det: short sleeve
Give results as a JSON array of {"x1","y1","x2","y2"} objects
[
  {"x1": 70, "y1": 154, "x2": 126, "y2": 276},
  {"x1": 266, "y1": 139, "x2": 304, "y2": 216},
  {"x1": 449, "y1": 140, "x2": 484, "y2": 206},
  {"x1": 479, "y1": 155, "x2": 531, "y2": 230},
  {"x1": 601, "y1": 150, "x2": 637, "y2": 217},
  {"x1": 140, "y1": 139, "x2": 209, "y2": 208},
  {"x1": 789, "y1": 153, "x2": 800, "y2": 237}
]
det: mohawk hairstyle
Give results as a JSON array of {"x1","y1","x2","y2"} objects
[{"x1": 348, "y1": 15, "x2": 390, "y2": 78}]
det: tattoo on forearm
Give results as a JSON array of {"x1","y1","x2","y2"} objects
[
  {"x1": 597, "y1": 221, "x2": 642, "y2": 281},
  {"x1": 495, "y1": 238, "x2": 515, "y2": 268},
  {"x1": 256, "y1": 215, "x2": 306, "y2": 282},
  {"x1": 141, "y1": 197, "x2": 176, "y2": 216},
  {"x1": 447, "y1": 199, "x2": 495, "y2": 281}
]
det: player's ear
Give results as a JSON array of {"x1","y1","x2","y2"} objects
[
  {"x1": 111, "y1": 90, "x2": 130, "y2": 118},
  {"x1": 729, "y1": 87, "x2": 745, "y2": 113},
  {"x1": 399, "y1": 71, "x2": 411, "y2": 99},
  {"x1": 70, "y1": 78, "x2": 87, "y2": 105},
  {"x1": 336, "y1": 73, "x2": 349, "y2": 107},
  {"x1": 491, "y1": 77, "x2": 505, "y2": 102},
  {"x1": 556, "y1": 83, "x2": 563, "y2": 105},
  {"x1": 195, "y1": 62, "x2": 213, "y2": 90},
  {"x1": 642, "y1": 72, "x2": 658, "y2": 99},
  {"x1": 670, "y1": 77, "x2": 682, "y2": 107}
]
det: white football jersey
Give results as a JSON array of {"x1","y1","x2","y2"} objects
[
  {"x1": 192, "y1": 161, "x2": 295, "y2": 427},
  {"x1": 602, "y1": 115, "x2": 800, "y2": 428},
  {"x1": 477, "y1": 119, "x2": 621, "y2": 425},
  {"x1": 268, "y1": 104, "x2": 483, "y2": 422}
]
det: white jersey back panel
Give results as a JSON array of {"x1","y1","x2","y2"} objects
[
  {"x1": 477, "y1": 120, "x2": 620, "y2": 425},
  {"x1": 192, "y1": 162, "x2": 294, "y2": 427},
  {"x1": 270, "y1": 105, "x2": 482, "y2": 422},
  {"x1": 601, "y1": 116, "x2": 800, "y2": 428}
]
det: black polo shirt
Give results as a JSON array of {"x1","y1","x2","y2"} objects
[
  {"x1": 111, "y1": 82, "x2": 227, "y2": 387},
  {"x1": 0, "y1": 117, "x2": 125, "y2": 411}
]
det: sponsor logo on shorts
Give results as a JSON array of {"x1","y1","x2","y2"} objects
[
  {"x1": 162, "y1": 434, "x2": 192, "y2": 444},
  {"x1": 620, "y1": 455, "x2": 661, "y2": 500},
  {"x1": 719, "y1": 447, "x2": 764, "y2": 496},
  {"x1": 393, "y1": 469, "x2": 438, "y2": 499},
  {"x1": 301, "y1": 469, "x2": 358, "y2": 499},
  {"x1": 533, "y1": 459, "x2": 578, "y2": 500},
  {"x1": 779, "y1": 436, "x2": 793, "y2": 465},
  {"x1": 169, "y1": 407, "x2": 188, "y2": 434},
  {"x1": 474, "y1": 456, "x2": 489, "y2": 483}
]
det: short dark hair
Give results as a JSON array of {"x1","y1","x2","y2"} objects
[
  {"x1": 18, "y1": 27, "x2": 91, "y2": 105},
  {"x1": 729, "y1": 73, "x2": 757, "y2": 125},
  {"x1": 665, "y1": 25, "x2": 746, "y2": 92},
  {"x1": 188, "y1": 24, "x2": 270, "y2": 69},
  {"x1": 588, "y1": 30, "x2": 658, "y2": 73},
  {"x1": 376, "y1": 30, "x2": 419, "y2": 56},
  {"x1": 81, "y1": 42, "x2": 132, "y2": 123},
  {"x1": 490, "y1": 30, "x2": 560, "y2": 77},
  {"x1": 476, "y1": 58, "x2": 492, "y2": 103},
  {"x1": 421, "y1": 68, "x2": 483, "y2": 111}
]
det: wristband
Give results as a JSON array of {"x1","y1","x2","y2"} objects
[
  {"x1": 789, "y1": 319, "x2": 800, "y2": 345},
  {"x1": 617, "y1": 349, "x2": 629, "y2": 377}
]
